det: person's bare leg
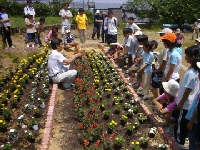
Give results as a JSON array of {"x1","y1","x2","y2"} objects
[
  {"x1": 150, "y1": 86, "x2": 159, "y2": 98},
  {"x1": 164, "y1": 113, "x2": 174, "y2": 124}
]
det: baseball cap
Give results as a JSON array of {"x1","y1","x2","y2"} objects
[
  {"x1": 158, "y1": 33, "x2": 176, "y2": 43},
  {"x1": 162, "y1": 79, "x2": 179, "y2": 97},
  {"x1": 195, "y1": 37, "x2": 200, "y2": 42},
  {"x1": 158, "y1": 28, "x2": 173, "y2": 34},
  {"x1": 134, "y1": 31, "x2": 142, "y2": 36},
  {"x1": 175, "y1": 28, "x2": 181, "y2": 34},
  {"x1": 65, "y1": 30, "x2": 71, "y2": 34}
]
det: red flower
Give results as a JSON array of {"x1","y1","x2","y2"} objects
[
  {"x1": 89, "y1": 98, "x2": 93, "y2": 103},
  {"x1": 89, "y1": 124, "x2": 94, "y2": 130},
  {"x1": 78, "y1": 122, "x2": 84, "y2": 129},
  {"x1": 100, "y1": 134, "x2": 105, "y2": 140},
  {"x1": 94, "y1": 121, "x2": 98, "y2": 127},
  {"x1": 94, "y1": 140, "x2": 100, "y2": 147},
  {"x1": 97, "y1": 98, "x2": 100, "y2": 105},
  {"x1": 74, "y1": 104, "x2": 77, "y2": 109},
  {"x1": 83, "y1": 139, "x2": 89, "y2": 148},
  {"x1": 100, "y1": 122, "x2": 105, "y2": 126},
  {"x1": 109, "y1": 134, "x2": 115, "y2": 141},
  {"x1": 79, "y1": 94, "x2": 83, "y2": 98}
]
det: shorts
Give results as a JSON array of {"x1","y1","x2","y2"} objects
[
  {"x1": 107, "y1": 34, "x2": 117, "y2": 45},
  {"x1": 128, "y1": 54, "x2": 133, "y2": 68},
  {"x1": 151, "y1": 70, "x2": 163, "y2": 88},
  {"x1": 129, "y1": 66, "x2": 140, "y2": 73},
  {"x1": 27, "y1": 33, "x2": 35, "y2": 40},
  {"x1": 62, "y1": 25, "x2": 71, "y2": 35}
]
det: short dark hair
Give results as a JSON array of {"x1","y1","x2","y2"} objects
[
  {"x1": 0, "y1": 4, "x2": 5, "y2": 10},
  {"x1": 108, "y1": 10, "x2": 113, "y2": 14},
  {"x1": 64, "y1": 3, "x2": 69, "y2": 7},
  {"x1": 151, "y1": 40, "x2": 158, "y2": 49},
  {"x1": 39, "y1": 17, "x2": 45, "y2": 22},
  {"x1": 138, "y1": 35, "x2": 148, "y2": 43},
  {"x1": 123, "y1": 28, "x2": 132, "y2": 34},
  {"x1": 51, "y1": 38, "x2": 62, "y2": 49},
  {"x1": 128, "y1": 17, "x2": 134, "y2": 20},
  {"x1": 143, "y1": 41, "x2": 153, "y2": 51},
  {"x1": 162, "y1": 39, "x2": 176, "y2": 50},
  {"x1": 185, "y1": 45, "x2": 200, "y2": 58},
  {"x1": 79, "y1": 8, "x2": 84, "y2": 12}
]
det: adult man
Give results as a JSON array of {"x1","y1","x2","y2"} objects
[
  {"x1": 126, "y1": 17, "x2": 140, "y2": 33},
  {"x1": 48, "y1": 38, "x2": 82, "y2": 89},
  {"x1": 150, "y1": 28, "x2": 173, "y2": 98},
  {"x1": 106, "y1": 10, "x2": 118, "y2": 45},
  {"x1": 59, "y1": 3, "x2": 73, "y2": 39},
  {"x1": 91, "y1": 10, "x2": 103, "y2": 40},
  {"x1": 192, "y1": 19, "x2": 200, "y2": 40},
  {"x1": 24, "y1": 0, "x2": 35, "y2": 19}
]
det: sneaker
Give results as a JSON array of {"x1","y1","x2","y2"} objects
[
  {"x1": 32, "y1": 44, "x2": 35, "y2": 47},
  {"x1": 137, "y1": 87, "x2": 143, "y2": 91},
  {"x1": 27, "y1": 44, "x2": 29, "y2": 48},
  {"x1": 125, "y1": 70, "x2": 129, "y2": 74},
  {"x1": 142, "y1": 95, "x2": 149, "y2": 100},
  {"x1": 10, "y1": 46, "x2": 15, "y2": 49}
]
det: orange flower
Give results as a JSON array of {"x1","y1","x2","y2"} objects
[
  {"x1": 94, "y1": 122, "x2": 98, "y2": 128},
  {"x1": 83, "y1": 139, "x2": 89, "y2": 148},
  {"x1": 94, "y1": 140, "x2": 100, "y2": 147},
  {"x1": 100, "y1": 134, "x2": 105, "y2": 140},
  {"x1": 78, "y1": 122, "x2": 84, "y2": 129},
  {"x1": 109, "y1": 134, "x2": 115, "y2": 141}
]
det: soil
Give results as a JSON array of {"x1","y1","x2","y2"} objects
[{"x1": 0, "y1": 58, "x2": 52, "y2": 149}]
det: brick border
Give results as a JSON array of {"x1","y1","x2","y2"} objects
[
  {"x1": 101, "y1": 46, "x2": 179, "y2": 150},
  {"x1": 40, "y1": 84, "x2": 58, "y2": 150}
]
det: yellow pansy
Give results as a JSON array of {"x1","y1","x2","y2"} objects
[
  {"x1": 131, "y1": 142, "x2": 135, "y2": 145},
  {"x1": 136, "y1": 142, "x2": 139, "y2": 145}
]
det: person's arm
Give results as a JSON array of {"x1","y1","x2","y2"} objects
[
  {"x1": 63, "y1": 53, "x2": 82, "y2": 65},
  {"x1": 163, "y1": 64, "x2": 175, "y2": 82},
  {"x1": 138, "y1": 63, "x2": 148, "y2": 74},
  {"x1": 1, "y1": 18, "x2": 10, "y2": 23},
  {"x1": 177, "y1": 88, "x2": 192, "y2": 110},
  {"x1": 187, "y1": 109, "x2": 198, "y2": 130},
  {"x1": 157, "y1": 60, "x2": 166, "y2": 73},
  {"x1": 153, "y1": 97, "x2": 164, "y2": 112}
]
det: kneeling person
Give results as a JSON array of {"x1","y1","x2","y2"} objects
[
  {"x1": 153, "y1": 79, "x2": 179, "y2": 124},
  {"x1": 48, "y1": 38, "x2": 82, "y2": 89}
]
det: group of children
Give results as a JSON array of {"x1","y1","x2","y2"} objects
[{"x1": 102, "y1": 25, "x2": 200, "y2": 149}]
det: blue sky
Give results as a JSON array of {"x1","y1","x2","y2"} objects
[{"x1": 73, "y1": 0, "x2": 128, "y2": 4}]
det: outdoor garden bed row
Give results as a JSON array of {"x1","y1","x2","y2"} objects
[
  {"x1": 0, "y1": 47, "x2": 52, "y2": 150},
  {"x1": 73, "y1": 50, "x2": 169, "y2": 150}
]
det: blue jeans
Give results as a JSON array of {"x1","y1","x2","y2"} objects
[{"x1": 189, "y1": 123, "x2": 198, "y2": 150}]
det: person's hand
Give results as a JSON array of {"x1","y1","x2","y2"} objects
[
  {"x1": 5, "y1": 27, "x2": 9, "y2": 31},
  {"x1": 75, "y1": 53, "x2": 82, "y2": 58},
  {"x1": 177, "y1": 102, "x2": 184, "y2": 110},
  {"x1": 156, "y1": 103, "x2": 163, "y2": 112},
  {"x1": 187, "y1": 121, "x2": 193, "y2": 130}
]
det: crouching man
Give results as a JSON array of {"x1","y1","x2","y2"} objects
[{"x1": 48, "y1": 38, "x2": 82, "y2": 89}]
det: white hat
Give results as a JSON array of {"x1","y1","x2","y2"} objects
[
  {"x1": 158, "y1": 28, "x2": 173, "y2": 34},
  {"x1": 134, "y1": 31, "x2": 142, "y2": 36},
  {"x1": 28, "y1": 11, "x2": 34, "y2": 16},
  {"x1": 65, "y1": 30, "x2": 71, "y2": 34},
  {"x1": 197, "y1": 62, "x2": 200, "y2": 69},
  {"x1": 162, "y1": 79, "x2": 179, "y2": 97},
  {"x1": 110, "y1": 42, "x2": 119, "y2": 46},
  {"x1": 198, "y1": 18, "x2": 200, "y2": 21},
  {"x1": 96, "y1": 10, "x2": 100, "y2": 14},
  {"x1": 195, "y1": 37, "x2": 200, "y2": 42},
  {"x1": 175, "y1": 28, "x2": 181, "y2": 34}
]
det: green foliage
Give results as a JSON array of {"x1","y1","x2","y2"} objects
[{"x1": 125, "y1": 0, "x2": 200, "y2": 26}]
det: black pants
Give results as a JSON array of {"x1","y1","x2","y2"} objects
[
  {"x1": 92, "y1": 26, "x2": 101, "y2": 39},
  {"x1": 35, "y1": 33, "x2": 42, "y2": 45},
  {"x1": 160, "y1": 78, "x2": 180, "y2": 95},
  {"x1": 174, "y1": 109, "x2": 189, "y2": 145},
  {"x1": 102, "y1": 28, "x2": 108, "y2": 43},
  {"x1": 1, "y1": 26, "x2": 13, "y2": 47},
  {"x1": 128, "y1": 54, "x2": 133, "y2": 68},
  {"x1": 107, "y1": 34, "x2": 117, "y2": 45}
]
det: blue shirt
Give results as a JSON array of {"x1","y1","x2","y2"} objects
[
  {"x1": 0, "y1": 12, "x2": 10, "y2": 27},
  {"x1": 94, "y1": 15, "x2": 103, "y2": 27},
  {"x1": 185, "y1": 90, "x2": 200, "y2": 123},
  {"x1": 143, "y1": 52, "x2": 154, "y2": 73},
  {"x1": 65, "y1": 34, "x2": 75, "y2": 44}
]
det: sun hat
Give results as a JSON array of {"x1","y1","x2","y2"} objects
[
  {"x1": 96, "y1": 10, "x2": 100, "y2": 14},
  {"x1": 162, "y1": 79, "x2": 179, "y2": 97},
  {"x1": 65, "y1": 30, "x2": 71, "y2": 34},
  {"x1": 195, "y1": 37, "x2": 200, "y2": 42},
  {"x1": 158, "y1": 33, "x2": 177, "y2": 43},
  {"x1": 110, "y1": 43, "x2": 119, "y2": 46},
  {"x1": 197, "y1": 62, "x2": 200, "y2": 69},
  {"x1": 198, "y1": 18, "x2": 200, "y2": 21},
  {"x1": 158, "y1": 28, "x2": 173, "y2": 34},
  {"x1": 175, "y1": 28, "x2": 181, "y2": 34},
  {"x1": 102, "y1": 12, "x2": 107, "y2": 15},
  {"x1": 134, "y1": 30, "x2": 143, "y2": 36}
]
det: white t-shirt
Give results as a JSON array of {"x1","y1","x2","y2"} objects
[
  {"x1": 155, "y1": 48, "x2": 168, "y2": 70},
  {"x1": 59, "y1": 9, "x2": 72, "y2": 26},
  {"x1": 48, "y1": 50, "x2": 66, "y2": 77},
  {"x1": 0, "y1": 12, "x2": 10, "y2": 27},
  {"x1": 35, "y1": 22, "x2": 44, "y2": 32},
  {"x1": 24, "y1": 5, "x2": 35, "y2": 16},
  {"x1": 107, "y1": 17, "x2": 118, "y2": 35},
  {"x1": 103, "y1": 17, "x2": 108, "y2": 30},
  {"x1": 123, "y1": 35, "x2": 138, "y2": 58},
  {"x1": 164, "y1": 48, "x2": 182, "y2": 80},
  {"x1": 176, "y1": 68, "x2": 199, "y2": 110},
  {"x1": 126, "y1": 23, "x2": 140, "y2": 33}
]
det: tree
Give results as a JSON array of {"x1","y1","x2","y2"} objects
[{"x1": 124, "y1": 0, "x2": 200, "y2": 26}]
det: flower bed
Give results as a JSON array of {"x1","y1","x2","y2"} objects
[
  {"x1": 73, "y1": 50, "x2": 169, "y2": 150},
  {"x1": 0, "y1": 47, "x2": 52, "y2": 149}
]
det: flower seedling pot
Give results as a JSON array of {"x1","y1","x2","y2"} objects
[
  {"x1": 32, "y1": 87, "x2": 37, "y2": 92},
  {"x1": 39, "y1": 103, "x2": 45, "y2": 108},
  {"x1": 11, "y1": 136, "x2": 18, "y2": 142},
  {"x1": 32, "y1": 124, "x2": 38, "y2": 130},
  {"x1": 29, "y1": 101, "x2": 35, "y2": 105},
  {"x1": 140, "y1": 142, "x2": 148, "y2": 149},
  {"x1": 127, "y1": 130, "x2": 132, "y2": 136}
]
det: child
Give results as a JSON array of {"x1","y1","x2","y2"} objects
[
  {"x1": 137, "y1": 40, "x2": 154, "y2": 100},
  {"x1": 45, "y1": 25, "x2": 58, "y2": 45},
  {"x1": 35, "y1": 17, "x2": 45, "y2": 47},
  {"x1": 106, "y1": 43, "x2": 122, "y2": 59},
  {"x1": 25, "y1": 11, "x2": 36, "y2": 47},
  {"x1": 129, "y1": 34, "x2": 147, "y2": 85},
  {"x1": 0, "y1": 4, "x2": 14, "y2": 48},
  {"x1": 195, "y1": 37, "x2": 200, "y2": 48},
  {"x1": 153, "y1": 79, "x2": 179, "y2": 124},
  {"x1": 64, "y1": 30, "x2": 80, "y2": 52},
  {"x1": 175, "y1": 28, "x2": 185, "y2": 48},
  {"x1": 76, "y1": 8, "x2": 88, "y2": 43},
  {"x1": 125, "y1": 17, "x2": 140, "y2": 34},
  {"x1": 175, "y1": 45, "x2": 200, "y2": 148}
]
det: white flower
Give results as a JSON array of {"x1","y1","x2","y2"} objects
[
  {"x1": 128, "y1": 109, "x2": 133, "y2": 113},
  {"x1": 24, "y1": 130, "x2": 27, "y2": 133},
  {"x1": 9, "y1": 129, "x2": 15, "y2": 133},
  {"x1": 32, "y1": 117, "x2": 34, "y2": 119}
]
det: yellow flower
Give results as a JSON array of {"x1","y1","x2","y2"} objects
[
  {"x1": 115, "y1": 103, "x2": 119, "y2": 105},
  {"x1": 109, "y1": 122, "x2": 113, "y2": 125},
  {"x1": 2, "y1": 104, "x2": 5, "y2": 107},
  {"x1": 0, "y1": 120, "x2": 3, "y2": 123},
  {"x1": 133, "y1": 126, "x2": 135, "y2": 129},
  {"x1": 14, "y1": 95, "x2": 18, "y2": 98},
  {"x1": 136, "y1": 142, "x2": 139, "y2": 145},
  {"x1": 116, "y1": 138, "x2": 119, "y2": 140},
  {"x1": 102, "y1": 104, "x2": 105, "y2": 107},
  {"x1": 131, "y1": 142, "x2": 135, "y2": 145},
  {"x1": 111, "y1": 120, "x2": 117, "y2": 125}
]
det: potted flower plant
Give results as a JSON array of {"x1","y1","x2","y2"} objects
[
  {"x1": 107, "y1": 120, "x2": 117, "y2": 134},
  {"x1": 114, "y1": 104, "x2": 122, "y2": 114},
  {"x1": 149, "y1": 127, "x2": 157, "y2": 138},
  {"x1": 0, "y1": 120, "x2": 7, "y2": 132},
  {"x1": 120, "y1": 115, "x2": 128, "y2": 126},
  {"x1": 114, "y1": 136, "x2": 124, "y2": 149},
  {"x1": 103, "y1": 110, "x2": 111, "y2": 120},
  {"x1": 139, "y1": 137, "x2": 148, "y2": 149},
  {"x1": 34, "y1": 107, "x2": 40, "y2": 118},
  {"x1": 114, "y1": 88, "x2": 120, "y2": 95},
  {"x1": 4, "y1": 89, "x2": 11, "y2": 99},
  {"x1": 3, "y1": 108, "x2": 11, "y2": 121},
  {"x1": 138, "y1": 113, "x2": 147, "y2": 124},
  {"x1": 31, "y1": 82, "x2": 37, "y2": 92},
  {"x1": 11, "y1": 97, "x2": 17, "y2": 108},
  {"x1": 24, "y1": 104, "x2": 31, "y2": 114},
  {"x1": 118, "y1": 96, "x2": 124, "y2": 103},
  {"x1": 125, "y1": 91, "x2": 132, "y2": 99},
  {"x1": 101, "y1": 100, "x2": 106, "y2": 111},
  {"x1": 132, "y1": 105, "x2": 138, "y2": 114},
  {"x1": 9, "y1": 129, "x2": 18, "y2": 142},
  {"x1": 124, "y1": 103, "x2": 130, "y2": 111},
  {"x1": 38, "y1": 98, "x2": 45, "y2": 108},
  {"x1": 122, "y1": 85, "x2": 128, "y2": 92},
  {"x1": 127, "y1": 108, "x2": 134, "y2": 118},
  {"x1": 2, "y1": 142, "x2": 12, "y2": 150},
  {"x1": 17, "y1": 115, "x2": 25, "y2": 128},
  {"x1": 29, "y1": 94, "x2": 35, "y2": 105},
  {"x1": 1, "y1": 95, "x2": 8, "y2": 105},
  {"x1": 159, "y1": 144, "x2": 169, "y2": 150},
  {"x1": 131, "y1": 141, "x2": 140, "y2": 150},
  {"x1": 118, "y1": 79, "x2": 123, "y2": 86},
  {"x1": 25, "y1": 130, "x2": 35, "y2": 143},
  {"x1": 127, "y1": 125, "x2": 134, "y2": 135},
  {"x1": 113, "y1": 97, "x2": 120, "y2": 105},
  {"x1": 130, "y1": 98, "x2": 137, "y2": 105},
  {"x1": 29, "y1": 117, "x2": 38, "y2": 130},
  {"x1": 42, "y1": 88, "x2": 49, "y2": 98},
  {"x1": 134, "y1": 120, "x2": 140, "y2": 130}
]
